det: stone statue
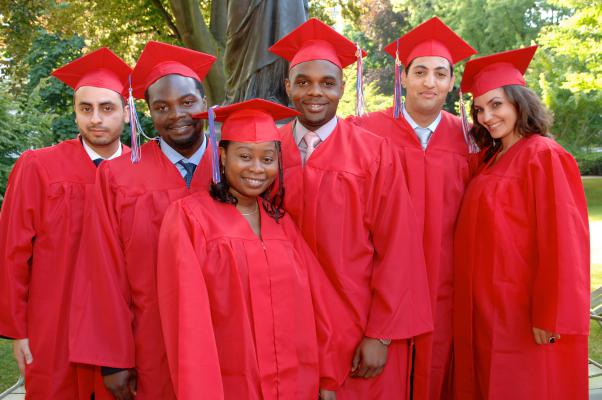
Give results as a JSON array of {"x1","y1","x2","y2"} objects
[{"x1": 224, "y1": 0, "x2": 309, "y2": 105}]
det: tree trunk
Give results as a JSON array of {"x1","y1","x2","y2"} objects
[{"x1": 167, "y1": 0, "x2": 227, "y2": 105}]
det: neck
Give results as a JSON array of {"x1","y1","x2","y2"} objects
[
  {"x1": 405, "y1": 102, "x2": 440, "y2": 128},
  {"x1": 82, "y1": 137, "x2": 120, "y2": 159},
  {"x1": 230, "y1": 189, "x2": 257, "y2": 209},
  {"x1": 298, "y1": 116, "x2": 333, "y2": 132},
  {"x1": 500, "y1": 131, "x2": 522, "y2": 152},
  {"x1": 173, "y1": 135, "x2": 204, "y2": 159}
]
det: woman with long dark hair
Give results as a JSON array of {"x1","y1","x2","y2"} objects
[
  {"x1": 454, "y1": 46, "x2": 590, "y2": 399},
  {"x1": 155, "y1": 99, "x2": 347, "y2": 400}
]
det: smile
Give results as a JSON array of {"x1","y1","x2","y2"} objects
[
  {"x1": 304, "y1": 103, "x2": 327, "y2": 112},
  {"x1": 487, "y1": 122, "x2": 502, "y2": 130},
  {"x1": 168, "y1": 124, "x2": 192, "y2": 132},
  {"x1": 242, "y1": 177, "x2": 266, "y2": 187}
]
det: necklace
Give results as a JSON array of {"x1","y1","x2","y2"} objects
[{"x1": 238, "y1": 202, "x2": 259, "y2": 216}]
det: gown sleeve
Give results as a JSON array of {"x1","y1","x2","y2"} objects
[
  {"x1": 0, "y1": 152, "x2": 45, "y2": 339},
  {"x1": 284, "y1": 219, "x2": 358, "y2": 391},
  {"x1": 68, "y1": 164, "x2": 135, "y2": 367},
  {"x1": 363, "y1": 139, "x2": 433, "y2": 340},
  {"x1": 529, "y1": 147, "x2": 590, "y2": 335},
  {"x1": 156, "y1": 202, "x2": 224, "y2": 400}
]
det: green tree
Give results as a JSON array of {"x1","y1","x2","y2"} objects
[{"x1": 530, "y1": 0, "x2": 602, "y2": 151}]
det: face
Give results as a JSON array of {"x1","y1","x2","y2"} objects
[
  {"x1": 147, "y1": 74, "x2": 206, "y2": 152},
  {"x1": 74, "y1": 86, "x2": 128, "y2": 147},
  {"x1": 402, "y1": 56, "x2": 455, "y2": 115},
  {"x1": 473, "y1": 87, "x2": 520, "y2": 145},
  {"x1": 220, "y1": 141, "x2": 279, "y2": 202},
  {"x1": 285, "y1": 60, "x2": 345, "y2": 130}
]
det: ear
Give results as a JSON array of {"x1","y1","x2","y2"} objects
[
  {"x1": 448, "y1": 73, "x2": 456, "y2": 93},
  {"x1": 219, "y1": 146, "x2": 227, "y2": 167},
  {"x1": 284, "y1": 78, "x2": 292, "y2": 99},
  {"x1": 401, "y1": 69, "x2": 408, "y2": 88},
  {"x1": 200, "y1": 96, "x2": 208, "y2": 112},
  {"x1": 124, "y1": 104, "x2": 131, "y2": 124}
]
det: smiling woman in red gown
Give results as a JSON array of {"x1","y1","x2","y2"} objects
[
  {"x1": 453, "y1": 46, "x2": 590, "y2": 399},
  {"x1": 156, "y1": 99, "x2": 346, "y2": 400}
]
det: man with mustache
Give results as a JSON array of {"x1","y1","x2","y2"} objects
[
  {"x1": 69, "y1": 41, "x2": 216, "y2": 400},
  {"x1": 269, "y1": 19, "x2": 433, "y2": 399},
  {"x1": 349, "y1": 17, "x2": 477, "y2": 400},
  {"x1": 0, "y1": 48, "x2": 130, "y2": 399}
]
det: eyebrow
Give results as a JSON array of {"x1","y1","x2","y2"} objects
[
  {"x1": 151, "y1": 93, "x2": 198, "y2": 104},
  {"x1": 412, "y1": 64, "x2": 450, "y2": 72},
  {"x1": 487, "y1": 97, "x2": 502, "y2": 105}
]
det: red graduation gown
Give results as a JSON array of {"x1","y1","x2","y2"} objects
[
  {"x1": 69, "y1": 139, "x2": 212, "y2": 399},
  {"x1": 454, "y1": 135, "x2": 590, "y2": 399},
  {"x1": 280, "y1": 118, "x2": 433, "y2": 398},
  {"x1": 0, "y1": 139, "x2": 116, "y2": 399},
  {"x1": 350, "y1": 108, "x2": 470, "y2": 399},
  {"x1": 156, "y1": 191, "x2": 332, "y2": 399}
]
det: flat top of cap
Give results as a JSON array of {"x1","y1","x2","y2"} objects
[
  {"x1": 460, "y1": 45, "x2": 538, "y2": 94},
  {"x1": 194, "y1": 98, "x2": 299, "y2": 122},
  {"x1": 131, "y1": 41, "x2": 216, "y2": 98},
  {"x1": 269, "y1": 18, "x2": 364, "y2": 69},
  {"x1": 384, "y1": 16, "x2": 476, "y2": 65},
  {"x1": 195, "y1": 99, "x2": 300, "y2": 143},
  {"x1": 51, "y1": 47, "x2": 132, "y2": 96}
]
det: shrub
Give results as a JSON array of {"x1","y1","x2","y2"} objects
[{"x1": 576, "y1": 152, "x2": 602, "y2": 176}]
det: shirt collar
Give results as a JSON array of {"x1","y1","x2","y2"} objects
[
  {"x1": 293, "y1": 116, "x2": 338, "y2": 146},
  {"x1": 81, "y1": 137, "x2": 123, "y2": 161},
  {"x1": 402, "y1": 105, "x2": 442, "y2": 132},
  {"x1": 159, "y1": 135, "x2": 207, "y2": 166}
]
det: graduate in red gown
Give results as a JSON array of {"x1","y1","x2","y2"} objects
[
  {"x1": 0, "y1": 48, "x2": 131, "y2": 399},
  {"x1": 454, "y1": 46, "x2": 590, "y2": 400},
  {"x1": 157, "y1": 98, "x2": 341, "y2": 399},
  {"x1": 348, "y1": 17, "x2": 478, "y2": 400},
  {"x1": 68, "y1": 41, "x2": 216, "y2": 399},
  {"x1": 269, "y1": 18, "x2": 433, "y2": 400}
]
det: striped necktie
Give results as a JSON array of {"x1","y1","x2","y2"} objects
[{"x1": 178, "y1": 161, "x2": 197, "y2": 188}]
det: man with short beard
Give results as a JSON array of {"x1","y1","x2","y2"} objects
[
  {"x1": 0, "y1": 47, "x2": 130, "y2": 399},
  {"x1": 68, "y1": 41, "x2": 216, "y2": 400},
  {"x1": 269, "y1": 19, "x2": 433, "y2": 400},
  {"x1": 349, "y1": 17, "x2": 477, "y2": 400}
]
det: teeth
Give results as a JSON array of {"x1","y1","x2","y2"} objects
[
  {"x1": 307, "y1": 104, "x2": 324, "y2": 111},
  {"x1": 244, "y1": 178, "x2": 264, "y2": 185}
]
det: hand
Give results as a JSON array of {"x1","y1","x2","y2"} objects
[
  {"x1": 350, "y1": 337, "x2": 388, "y2": 379},
  {"x1": 12, "y1": 338, "x2": 33, "y2": 375},
  {"x1": 319, "y1": 388, "x2": 336, "y2": 400},
  {"x1": 532, "y1": 327, "x2": 560, "y2": 345},
  {"x1": 103, "y1": 369, "x2": 137, "y2": 400}
]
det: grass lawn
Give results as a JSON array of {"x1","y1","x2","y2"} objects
[
  {"x1": 586, "y1": 177, "x2": 602, "y2": 362},
  {"x1": 0, "y1": 338, "x2": 19, "y2": 393},
  {"x1": 584, "y1": 177, "x2": 602, "y2": 221}
]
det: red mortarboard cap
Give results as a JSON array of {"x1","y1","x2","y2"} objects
[
  {"x1": 269, "y1": 18, "x2": 365, "y2": 69},
  {"x1": 194, "y1": 98, "x2": 299, "y2": 142},
  {"x1": 384, "y1": 16, "x2": 476, "y2": 66},
  {"x1": 131, "y1": 41, "x2": 216, "y2": 99},
  {"x1": 51, "y1": 47, "x2": 132, "y2": 97},
  {"x1": 460, "y1": 45, "x2": 537, "y2": 98}
]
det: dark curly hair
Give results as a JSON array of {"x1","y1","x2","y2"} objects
[
  {"x1": 470, "y1": 85, "x2": 553, "y2": 162},
  {"x1": 209, "y1": 140, "x2": 286, "y2": 222}
]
